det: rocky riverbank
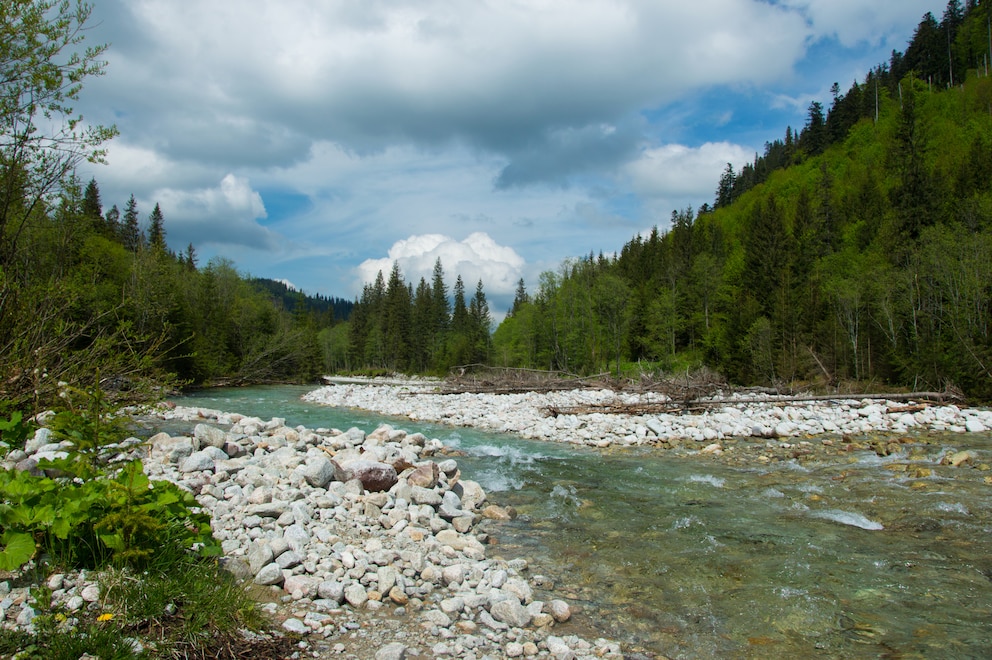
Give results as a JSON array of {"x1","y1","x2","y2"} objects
[
  {"x1": 1, "y1": 404, "x2": 623, "y2": 660},
  {"x1": 302, "y1": 383, "x2": 992, "y2": 464}
]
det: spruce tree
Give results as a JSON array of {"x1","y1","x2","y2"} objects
[
  {"x1": 122, "y1": 194, "x2": 141, "y2": 252},
  {"x1": 148, "y1": 203, "x2": 166, "y2": 252},
  {"x1": 430, "y1": 258, "x2": 451, "y2": 364},
  {"x1": 509, "y1": 278, "x2": 528, "y2": 317},
  {"x1": 82, "y1": 178, "x2": 103, "y2": 229}
]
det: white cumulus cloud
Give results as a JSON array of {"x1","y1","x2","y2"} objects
[{"x1": 356, "y1": 232, "x2": 526, "y2": 299}]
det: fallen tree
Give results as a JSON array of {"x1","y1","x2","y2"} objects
[{"x1": 440, "y1": 366, "x2": 965, "y2": 416}]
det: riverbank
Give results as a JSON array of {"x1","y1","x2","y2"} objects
[
  {"x1": 302, "y1": 382, "x2": 992, "y2": 465},
  {"x1": 152, "y1": 404, "x2": 623, "y2": 658},
  {"x1": 0, "y1": 402, "x2": 623, "y2": 659}
]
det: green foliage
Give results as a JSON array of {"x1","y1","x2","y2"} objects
[
  {"x1": 0, "y1": 409, "x2": 34, "y2": 450},
  {"x1": 101, "y1": 542, "x2": 263, "y2": 652},
  {"x1": 0, "y1": 385, "x2": 218, "y2": 572},
  {"x1": 0, "y1": 614, "x2": 143, "y2": 660},
  {"x1": 345, "y1": 261, "x2": 498, "y2": 375},
  {"x1": 0, "y1": 533, "x2": 267, "y2": 659},
  {"x1": 0, "y1": 4, "x2": 331, "y2": 406}
]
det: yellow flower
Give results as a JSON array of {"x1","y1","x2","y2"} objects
[
  {"x1": 97, "y1": 613, "x2": 114, "y2": 622},
  {"x1": 54, "y1": 613, "x2": 67, "y2": 622}
]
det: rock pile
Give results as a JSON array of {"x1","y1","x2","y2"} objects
[
  {"x1": 303, "y1": 385, "x2": 992, "y2": 449},
  {"x1": 146, "y1": 406, "x2": 622, "y2": 658}
]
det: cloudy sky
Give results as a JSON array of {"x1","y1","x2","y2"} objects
[{"x1": 75, "y1": 0, "x2": 941, "y2": 317}]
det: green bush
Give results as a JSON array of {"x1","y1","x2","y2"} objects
[{"x1": 0, "y1": 382, "x2": 219, "y2": 572}]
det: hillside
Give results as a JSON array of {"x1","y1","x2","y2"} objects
[{"x1": 493, "y1": 3, "x2": 992, "y2": 399}]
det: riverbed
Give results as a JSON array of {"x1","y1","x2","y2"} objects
[{"x1": 173, "y1": 385, "x2": 992, "y2": 659}]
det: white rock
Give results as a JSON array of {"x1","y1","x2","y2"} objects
[
  {"x1": 180, "y1": 450, "x2": 215, "y2": 473},
  {"x1": 254, "y1": 563, "x2": 284, "y2": 586},
  {"x1": 282, "y1": 618, "x2": 308, "y2": 634},
  {"x1": 965, "y1": 418, "x2": 987, "y2": 433},
  {"x1": 344, "y1": 583, "x2": 368, "y2": 608}
]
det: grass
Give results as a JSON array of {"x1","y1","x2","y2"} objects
[{"x1": 0, "y1": 536, "x2": 300, "y2": 660}]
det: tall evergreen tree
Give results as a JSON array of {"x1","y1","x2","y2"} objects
[
  {"x1": 82, "y1": 177, "x2": 103, "y2": 228},
  {"x1": 122, "y1": 194, "x2": 141, "y2": 252},
  {"x1": 384, "y1": 262, "x2": 411, "y2": 369},
  {"x1": 801, "y1": 101, "x2": 827, "y2": 155},
  {"x1": 714, "y1": 163, "x2": 736, "y2": 208},
  {"x1": 148, "y1": 202, "x2": 166, "y2": 252},
  {"x1": 104, "y1": 204, "x2": 120, "y2": 240},
  {"x1": 429, "y1": 258, "x2": 450, "y2": 364},
  {"x1": 468, "y1": 279, "x2": 492, "y2": 364},
  {"x1": 451, "y1": 275, "x2": 468, "y2": 334},
  {"x1": 509, "y1": 278, "x2": 529, "y2": 317}
]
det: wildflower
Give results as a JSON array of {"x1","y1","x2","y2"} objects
[{"x1": 97, "y1": 612, "x2": 113, "y2": 622}]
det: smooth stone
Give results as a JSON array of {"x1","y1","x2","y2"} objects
[
  {"x1": 344, "y1": 583, "x2": 368, "y2": 608},
  {"x1": 548, "y1": 599, "x2": 572, "y2": 622},
  {"x1": 179, "y1": 450, "x2": 215, "y2": 473},
  {"x1": 375, "y1": 642, "x2": 408, "y2": 660},
  {"x1": 406, "y1": 463, "x2": 439, "y2": 488},
  {"x1": 317, "y1": 580, "x2": 345, "y2": 603},
  {"x1": 282, "y1": 618, "x2": 308, "y2": 634},
  {"x1": 300, "y1": 455, "x2": 335, "y2": 488},
  {"x1": 254, "y1": 563, "x2": 284, "y2": 586},
  {"x1": 194, "y1": 423, "x2": 228, "y2": 449},
  {"x1": 490, "y1": 596, "x2": 531, "y2": 628},
  {"x1": 966, "y1": 419, "x2": 987, "y2": 433}
]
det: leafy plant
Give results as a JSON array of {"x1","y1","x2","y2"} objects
[
  {"x1": 0, "y1": 409, "x2": 35, "y2": 451},
  {"x1": 0, "y1": 381, "x2": 219, "y2": 571}
]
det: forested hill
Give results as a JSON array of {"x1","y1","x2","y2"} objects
[
  {"x1": 493, "y1": 3, "x2": 992, "y2": 400},
  {"x1": 251, "y1": 278, "x2": 354, "y2": 323}
]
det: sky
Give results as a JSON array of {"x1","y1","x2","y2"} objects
[{"x1": 74, "y1": 0, "x2": 944, "y2": 319}]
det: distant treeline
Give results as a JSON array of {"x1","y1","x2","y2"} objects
[
  {"x1": 321, "y1": 260, "x2": 495, "y2": 375},
  {"x1": 0, "y1": 173, "x2": 356, "y2": 411},
  {"x1": 250, "y1": 278, "x2": 354, "y2": 323}
]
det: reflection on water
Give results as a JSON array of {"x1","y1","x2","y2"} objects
[{"x1": 173, "y1": 386, "x2": 992, "y2": 659}]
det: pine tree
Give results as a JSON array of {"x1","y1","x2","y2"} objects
[
  {"x1": 801, "y1": 101, "x2": 827, "y2": 156},
  {"x1": 451, "y1": 275, "x2": 468, "y2": 333},
  {"x1": 469, "y1": 280, "x2": 492, "y2": 364},
  {"x1": 104, "y1": 204, "x2": 120, "y2": 240},
  {"x1": 148, "y1": 203, "x2": 166, "y2": 252},
  {"x1": 429, "y1": 258, "x2": 450, "y2": 366},
  {"x1": 715, "y1": 163, "x2": 736, "y2": 208},
  {"x1": 122, "y1": 194, "x2": 141, "y2": 252},
  {"x1": 509, "y1": 278, "x2": 529, "y2": 317},
  {"x1": 184, "y1": 243, "x2": 198, "y2": 270},
  {"x1": 82, "y1": 178, "x2": 103, "y2": 229},
  {"x1": 384, "y1": 262, "x2": 411, "y2": 369}
]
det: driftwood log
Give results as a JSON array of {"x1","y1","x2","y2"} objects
[
  {"x1": 436, "y1": 365, "x2": 964, "y2": 417},
  {"x1": 542, "y1": 390, "x2": 962, "y2": 417}
]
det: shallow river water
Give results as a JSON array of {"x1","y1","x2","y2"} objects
[{"x1": 172, "y1": 386, "x2": 992, "y2": 659}]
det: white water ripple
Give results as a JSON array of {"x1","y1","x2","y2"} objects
[{"x1": 811, "y1": 509, "x2": 884, "y2": 530}]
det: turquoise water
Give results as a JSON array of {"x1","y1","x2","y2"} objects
[{"x1": 172, "y1": 386, "x2": 992, "y2": 659}]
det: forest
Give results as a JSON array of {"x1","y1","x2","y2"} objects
[
  {"x1": 0, "y1": 170, "x2": 343, "y2": 413},
  {"x1": 3, "y1": 1, "x2": 992, "y2": 418},
  {"x1": 491, "y1": 1, "x2": 992, "y2": 399}
]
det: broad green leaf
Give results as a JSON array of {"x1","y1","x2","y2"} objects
[{"x1": 0, "y1": 532, "x2": 35, "y2": 571}]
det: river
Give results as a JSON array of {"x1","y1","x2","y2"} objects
[{"x1": 171, "y1": 385, "x2": 992, "y2": 659}]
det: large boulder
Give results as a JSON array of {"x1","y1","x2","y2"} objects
[
  {"x1": 299, "y1": 455, "x2": 335, "y2": 488},
  {"x1": 333, "y1": 459, "x2": 397, "y2": 492},
  {"x1": 406, "y1": 462, "x2": 440, "y2": 488},
  {"x1": 453, "y1": 479, "x2": 486, "y2": 510},
  {"x1": 193, "y1": 423, "x2": 227, "y2": 449}
]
